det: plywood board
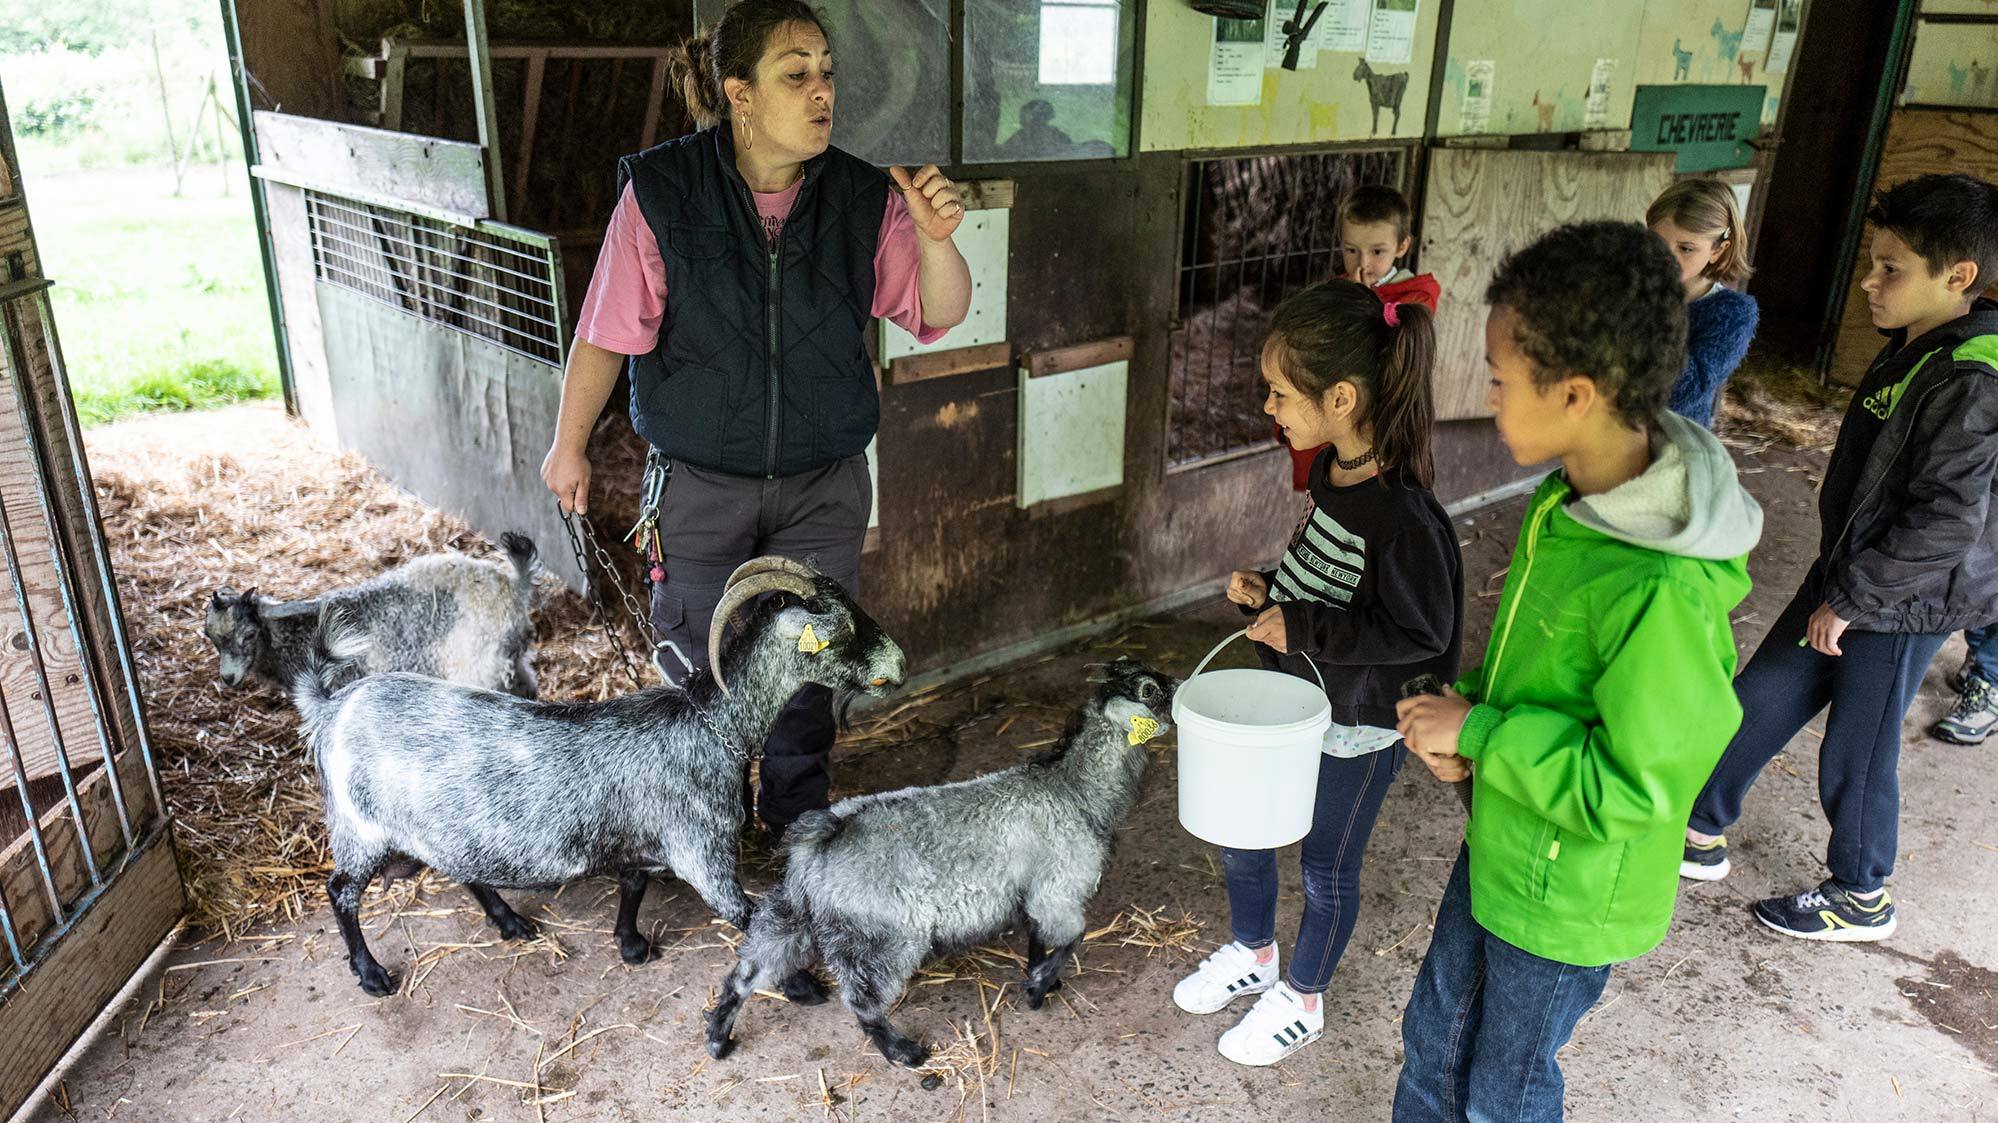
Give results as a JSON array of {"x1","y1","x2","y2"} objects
[
  {"x1": 252, "y1": 111, "x2": 489, "y2": 221},
  {"x1": 880, "y1": 209, "x2": 1009, "y2": 361},
  {"x1": 1420, "y1": 148, "x2": 1677, "y2": 419},
  {"x1": 1018, "y1": 357, "x2": 1127, "y2": 507},
  {"x1": 0, "y1": 746, "x2": 156, "y2": 967},
  {"x1": 1830, "y1": 111, "x2": 1998, "y2": 385}
]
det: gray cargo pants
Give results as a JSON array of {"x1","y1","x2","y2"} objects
[{"x1": 646, "y1": 453, "x2": 871, "y2": 831}]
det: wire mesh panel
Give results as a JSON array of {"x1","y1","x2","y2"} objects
[
  {"x1": 305, "y1": 190, "x2": 565, "y2": 365},
  {"x1": 1166, "y1": 148, "x2": 1408, "y2": 468}
]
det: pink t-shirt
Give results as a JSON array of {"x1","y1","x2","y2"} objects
[{"x1": 575, "y1": 180, "x2": 948, "y2": 355}]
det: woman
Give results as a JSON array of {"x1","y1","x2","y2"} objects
[{"x1": 541, "y1": 0, "x2": 971, "y2": 835}]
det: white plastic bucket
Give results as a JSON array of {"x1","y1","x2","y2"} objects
[{"x1": 1174, "y1": 629, "x2": 1330, "y2": 850}]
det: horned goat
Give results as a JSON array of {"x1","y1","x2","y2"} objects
[{"x1": 290, "y1": 555, "x2": 906, "y2": 997}]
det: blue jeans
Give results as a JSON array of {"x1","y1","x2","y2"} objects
[
  {"x1": 1964, "y1": 622, "x2": 1998, "y2": 686},
  {"x1": 1393, "y1": 847, "x2": 1611, "y2": 1123},
  {"x1": 1221, "y1": 744, "x2": 1402, "y2": 994},
  {"x1": 1687, "y1": 573, "x2": 1947, "y2": 892}
]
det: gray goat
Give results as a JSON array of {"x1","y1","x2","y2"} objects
[
  {"x1": 205, "y1": 531, "x2": 539, "y2": 699},
  {"x1": 706, "y1": 660, "x2": 1177, "y2": 1068},
  {"x1": 289, "y1": 555, "x2": 907, "y2": 997}
]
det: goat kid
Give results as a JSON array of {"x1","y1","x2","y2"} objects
[
  {"x1": 206, "y1": 532, "x2": 539, "y2": 699},
  {"x1": 291, "y1": 556, "x2": 906, "y2": 997},
  {"x1": 706, "y1": 660, "x2": 1177, "y2": 1068}
]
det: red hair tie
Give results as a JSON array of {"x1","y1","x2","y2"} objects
[{"x1": 1382, "y1": 300, "x2": 1400, "y2": 328}]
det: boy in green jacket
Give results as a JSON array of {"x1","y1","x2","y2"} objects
[{"x1": 1392, "y1": 222, "x2": 1763, "y2": 1123}]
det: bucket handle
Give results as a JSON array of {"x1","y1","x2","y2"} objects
[{"x1": 1188, "y1": 628, "x2": 1327, "y2": 695}]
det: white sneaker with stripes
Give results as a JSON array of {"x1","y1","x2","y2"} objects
[
  {"x1": 1218, "y1": 983, "x2": 1323, "y2": 1067},
  {"x1": 1171, "y1": 941, "x2": 1277, "y2": 1015}
]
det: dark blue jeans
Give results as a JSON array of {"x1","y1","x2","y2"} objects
[
  {"x1": 1393, "y1": 847, "x2": 1611, "y2": 1123},
  {"x1": 1963, "y1": 622, "x2": 1998, "y2": 686},
  {"x1": 1221, "y1": 744, "x2": 1402, "y2": 994},
  {"x1": 1687, "y1": 573, "x2": 1947, "y2": 893}
]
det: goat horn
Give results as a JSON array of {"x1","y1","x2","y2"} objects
[
  {"x1": 723, "y1": 555, "x2": 819, "y2": 592},
  {"x1": 708, "y1": 569, "x2": 819, "y2": 694}
]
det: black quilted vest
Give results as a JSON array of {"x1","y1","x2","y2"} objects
[{"x1": 617, "y1": 126, "x2": 885, "y2": 477}]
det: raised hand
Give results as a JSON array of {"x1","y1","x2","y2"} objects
[{"x1": 889, "y1": 164, "x2": 966, "y2": 243}]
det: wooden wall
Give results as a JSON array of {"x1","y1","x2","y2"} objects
[
  {"x1": 1421, "y1": 148, "x2": 1678, "y2": 419},
  {"x1": 1828, "y1": 110, "x2": 1998, "y2": 385}
]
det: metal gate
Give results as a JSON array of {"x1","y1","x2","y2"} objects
[{"x1": 0, "y1": 99, "x2": 182, "y2": 1118}]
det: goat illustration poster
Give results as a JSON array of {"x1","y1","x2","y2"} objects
[
  {"x1": 1365, "y1": 0, "x2": 1418, "y2": 65},
  {"x1": 1209, "y1": 16, "x2": 1265, "y2": 106}
]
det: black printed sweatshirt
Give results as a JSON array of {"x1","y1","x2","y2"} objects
[{"x1": 1246, "y1": 452, "x2": 1465, "y2": 729}]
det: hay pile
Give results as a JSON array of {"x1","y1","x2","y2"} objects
[
  {"x1": 86, "y1": 404, "x2": 643, "y2": 940},
  {"x1": 1719, "y1": 345, "x2": 1847, "y2": 450}
]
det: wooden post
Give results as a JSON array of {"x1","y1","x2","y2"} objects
[
  {"x1": 461, "y1": 0, "x2": 508, "y2": 223},
  {"x1": 512, "y1": 50, "x2": 548, "y2": 222},
  {"x1": 641, "y1": 57, "x2": 669, "y2": 149}
]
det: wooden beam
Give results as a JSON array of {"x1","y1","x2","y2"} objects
[
  {"x1": 1022, "y1": 336, "x2": 1133, "y2": 379},
  {"x1": 958, "y1": 179, "x2": 1015, "y2": 211},
  {"x1": 887, "y1": 342, "x2": 1012, "y2": 385},
  {"x1": 0, "y1": 833, "x2": 183, "y2": 1119},
  {"x1": 461, "y1": 0, "x2": 508, "y2": 224},
  {"x1": 380, "y1": 43, "x2": 406, "y2": 133},
  {"x1": 251, "y1": 112, "x2": 487, "y2": 221},
  {"x1": 513, "y1": 50, "x2": 548, "y2": 218},
  {"x1": 641, "y1": 57, "x2": 669, "y2": 149}
]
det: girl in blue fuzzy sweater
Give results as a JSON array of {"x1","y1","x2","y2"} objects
[{"x1": 1648, "y1": 180, "x2": 1761, "y2": 428}]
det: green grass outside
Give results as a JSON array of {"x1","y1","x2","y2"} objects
[{"x1": 18, "y1": 154, "x2": 280, "y2": 426}]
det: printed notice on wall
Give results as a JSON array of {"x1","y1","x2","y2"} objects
[
  {"x1": 1765, "y1": 0, "x2": 1800, "y2": 74},
  {"x1": 1364, "y1": 0, "x2": 1417, "y2": 65},
  {"x1": 1322, "y1": 0, "x2": 1371, "y2": 53},
  {"x1": 1584, "y1": 58, "x2": 1616, "y2": 129},
  {"x1": 1210, "y1": 16, "x2": 1266, "y2": 105},
  {"x1": 1741, "y1": 0, "x2": 1777, "y2": 59},
  {"x1": 1460, "y1": 59, "x2": 1494, "y2": 133},
  {"x1": 1263, "y1": 0, "x2": 1340, "y2": 70}
]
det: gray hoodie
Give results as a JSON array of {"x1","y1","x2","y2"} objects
[{"x1": 1565, "y1": 410, "x2": 1764, "y2": 561}]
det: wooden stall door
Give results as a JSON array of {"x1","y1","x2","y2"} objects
[
  {"x1": 1421, "y1": 148, "x2": 1678, "y2": 420},
  {"x1": 0, "y1": 87, "x2": 183, "y2": 1119}
]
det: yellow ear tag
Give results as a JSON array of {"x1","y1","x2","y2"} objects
[
  {"x1": 797, "y1": 624, "x2": 830, "y2": 655},
  {"x1": 1127, "y1": 715, "x2": 1162, "y2": 746}
]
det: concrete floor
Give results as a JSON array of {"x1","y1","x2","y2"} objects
[{"x1": 20, "y1": 438, "x2": 1998, "y2": 1122}]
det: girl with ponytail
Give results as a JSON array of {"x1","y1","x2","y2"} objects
[{"x1": 1170, "y1": 280, "x2": 1464, "y2": 1069}]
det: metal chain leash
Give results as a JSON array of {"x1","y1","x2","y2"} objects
[{"x1": 560, "y1": 507, "x2": 650, "y2": 690}]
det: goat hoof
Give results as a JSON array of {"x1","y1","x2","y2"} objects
[
  {"x1": 780, "y1": 971, "x2": 828, "y2": 1006},
  {"x1": 619, "y1": 935, "x2": 655, "y2": 965},
  {"x1": 887, "y1": 1041, "x2": 930, "y2": 1070},
  {"x1": 355, "y1": 962, "x2": 397, "y2": 997},
  {"x1": 920, "y1": 1073, "x2": 944, "y2": 1091},
  {"x1": 498, "y1": 917, "x2": 538, "y2": 942},
  {"x1": 707, "y1": 1034, "x2": 736, "y2": 1061}
]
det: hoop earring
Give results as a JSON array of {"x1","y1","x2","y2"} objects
[{"x1": 737, "y1": 113, "x2": 754, "y2": 150}]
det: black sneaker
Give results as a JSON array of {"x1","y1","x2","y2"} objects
[
  {"x1": 1752, "y1": 880, "x2": 1897, "y2": 942},
  {"x1": 1679, "y1": 834, "x2": 1731, "y2": 881}
]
